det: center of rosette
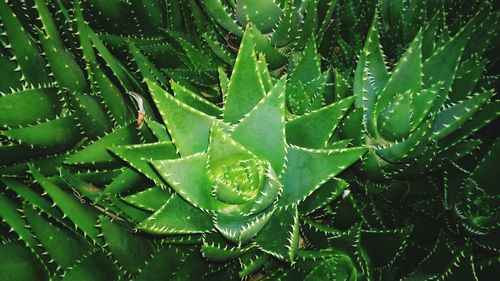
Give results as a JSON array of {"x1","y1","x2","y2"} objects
[{"x1": 212, "y1": 158, "x2": 266, "y2": 205}]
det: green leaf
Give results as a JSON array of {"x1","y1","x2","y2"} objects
[
  {"x1": 152, "y1": 153, "x2": 230, "y2": 211},
  {"x1": 353, "y1": 11, "x2": 389, "y2": 136},
  {"x1": 0, "y1": 194, "x2": 39, "y2": 252},
  {"x1": 236, "y1": 0, "x2": 282, "y2": 33},
  {"x1": 232, "y1": 79, "x2": 286, "y2": 174},
  {"x1": 223, "y1": 26, "x2": 266, "y2": 124},
  {"x1": 202, "y1": 0, "x2": 243, "y2": 36},
  {"x1": 1, "y1": 117, "x2": 80, "y2": 153},
  {"x1": 214, "y1": 208, "x2": 274, "y2": 244},
  {"x1": 145, "y1": 119, "x2": 171, "y2": 142},
  {"x1": 0, "y1": 1, "x2": 50, "y2": 84},
  {"x1": 423, "y1": 14, "x2": 476, "y2": 110},
  {"x1": 360, "y1": 227, "x2": 412, "y2": 269},
  {"x1": 65, "y1": 123, "x2": 142, "y2": 168},
  {"x1": 132, "y1": 246, "x2": 185, "y2": 281},
  {"x1": 286, "y1": 96, "x2": 355, "y2": 149},
  {"x1": 255, "y1": 206, "x2": 299, "y2": 261},
  {"x1": 431, "y1": 90, "x2": 494, "y2": 141},
  {"x1": 109, "y1": 141, "x2": 178, "y2": 187},
  {"x1": 67, "y1": 93, "x2": 113, "y2": 140},
  {"x1": 172, "y1": 80, "x2": 222, "y2": 117},
  {"x1": 299, "y1": 178, "x2": 348, "y2": 215},
  {"x1": 122, "y1": 186, "x2": 172, "y2": 212},
  {"x1": 471, "y1": 138, "x2": 499, "y2": 194},
  {"x1": 1, "y1": 179, "x2": 62, "y2": 220},
  {"x1": 201, "y1": 233, "x2": 252, "y2": 261},
  {"x1": 374, "y1": 32, "x2": 423, "y2": 139},
  {"x1": 278, "y1": 146, "x2": 367, "y2": 206},
  {"x1": 99, "y1": 168, "x2": 146, "y2": 199},
  {"x1": 410, "y1": 82, "x2": 442, "y2": 130},
  {"x1": 249, "y1": 25, "x2": 287, "y2": 69},
  {"x1": 29, "y1": 165, "x2": 101, "y2": 244},
  {"x1": 0, "y1": 86, "x2": 60, "y2": 128},
  {"x1": 0, "y1": 243, "x2": 48, "y2": 281},
  {"x1": 376, "y1": 117, "x2": 434, "y2": 163},
  {"x1": 0, "y1": 56, "x2": 21, "y2": 93},
  {"x1": 61, "y1": 251, "x2": 117, "y2": 281},
  {"x1": 138, "y1": 194, "x2": 213, "y2": 234},
  {"x1": 289, "y1": 37, "x2": 322, "y2": 87},
  {"x1": 91, "y1": 64, "x2": 133, "y2": 126},
  {"x1": 146, "y1": 79, "x2": 217, "y2": 156},
  {"x1": 38, "y1": 29, "x2": 88, "y2": 94},
  {"x1": 129, "y1": 43, "x2": 170, "y2": 89},
  {"x1": 23, "y1": 205, "x2": 90, "y2": 269},
  {"x1": 100, "y1": 216, "x2": 155, "y2": 274}
]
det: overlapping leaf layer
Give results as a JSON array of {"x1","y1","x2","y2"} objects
[{"x1": 0, "y1": 0, "x2": 498, "y2": 280}]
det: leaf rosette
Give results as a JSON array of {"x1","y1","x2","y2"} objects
[
  {"x1": 111, "y1": 27, "x2": 366, "y2": 262},
  {"x1": 345, "y1": 8, "x2": 497, "y2": 180}
]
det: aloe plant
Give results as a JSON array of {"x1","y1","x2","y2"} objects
[
  {"x1": 0, "y1": 1, "x2": 498, "y2": 280},
  {"x1": 344, "y1": 6, "x2": 498, "y2": 181},
  {"x1": 109, "y1": 27, "x2": 366, "y2": 277},
  {"x1": 199, "y1": 0, "x2": 339, "y2": 69}
]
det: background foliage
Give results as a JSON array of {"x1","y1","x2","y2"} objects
[{"x1": 0, "y1": 0, "x2": 498, "y2": 280}]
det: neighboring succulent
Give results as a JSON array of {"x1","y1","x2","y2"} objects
[
  {"x1": 344, "y1": 6, "x2": 498, "y2": 181},
  {"x1": 199, "y1": 0, "x2": 339, "y2": 69}
]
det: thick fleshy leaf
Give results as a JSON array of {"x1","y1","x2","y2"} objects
[
  {"x1": 286, "y1": 96, "x2": 354, "y2": 149},
  {"x1": 353, "y1": 11, "x2": 389, "y2": 136},
  {"x1": 146, "y1": 79, "x2": 217, "y2": 156},
  {"x1": 376, "y1": 117, "x2": 434, "y2": 163},
  {"x1": 431, "y1": 90, "x2": 494, "y2": 140},
  {"x1": 2, "y1": 179, "x2": 62, "y2": 220},
  {"x1": 278, "y1": 146, "x2": 367, "y2": 206},
  {"x1": 38, "y1": 29, "x2": 87, "y2": 94},
  {"x1": 61, "y1": 251, "x2": 117, "y2": 281},
  {"x1": 138, "y1": 194, "x2": 214, "y2": 235},
  {"x1": 214, "y1": 208, "x2": 274, "y2": 244},
  {"x1": 1, "y1": 117, "x2": 81, "y2": 153},
  {"x1": 122, "y1": 186, "x2": 172, "y2": 212},
  {"x1": 29, "y1": 165, "x2": 101, "y2": 244},
  {"x1": 202, "y1": 0, "x2": 243, "y2": 36},
  {"x1": 423, "y1": 14, "x2": 476, "y2": 110},
  {"x1": 133, "y1": 246, "x2": 185, "y2": 281},
  {"x1": 201, "y1": 233, "x2": 253, "y2": 262},
  {"x1": 223, "y1": 26, "x2": 266, "y2": 124},
  {"x1": 100, "y1": 216, "x2": 154, "y2": 273},
  {"x1": 109, "y1": 141, "x2": 178, "y2": 187},
  {"x1": 145, "y1": 119, "x2": 171, "y2": 142},
  {"x1": 0, "y1": 194, "x2": 39, "y2": 252},
  {"x1": 471, "y1": 139, "x2": 499, "y2": 194},
  {"x1": 410, "y1": 82, "x2": 442, "y2": 130},
  {"x1": 360, "y1": 227, "x2": 412, "y2": 268},
  {"x1": 374, "y1": 32, "x2": 423, "y2": 139},
  {"x1": 0, "y1": 1, "x2": 50, "y2": 84},
  {"x1": 0, "y1": 87, "x2": 60, "y2": 128},
  {"x1": 65, "y1": 123, "x2": 141, "y2": 168},
  {"x1": 23, "y1": 205, "x2": 90, "y2": 269},
  {"x1": 172, "y1": 81, "x2": 222, "y2": 117},
  {"x1": 299, "y1": 178, "x2": 348, "y2": 215},
  {"x1": 232, "y1": 79, "x2": 286, "y2": 174},
  {"x1": 0, "y1": 243, "x2": 48, "y2": 281},
  {"x1": 152, "y1": 153, "x2": 230, "y2": 211},
  {"x1": 236, "y1": 0, "x2": 281, "y2": 33},
  {"x1": 255, "y1": 206, "x2": 299, "y2": 261}
]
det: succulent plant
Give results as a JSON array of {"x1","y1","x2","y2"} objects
[
  {"x1": 199, "y1": 0, "x2": 339, "y2": 69},
  {"x1": 0, "y1": 0, "x2": 498, "y2": 280},
  {"x1": 109, "y1": 27, "x2": 367, "y2": 277},
  {"x1": 345, "y1": 6, "x2": 498, "y2": 181}
]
